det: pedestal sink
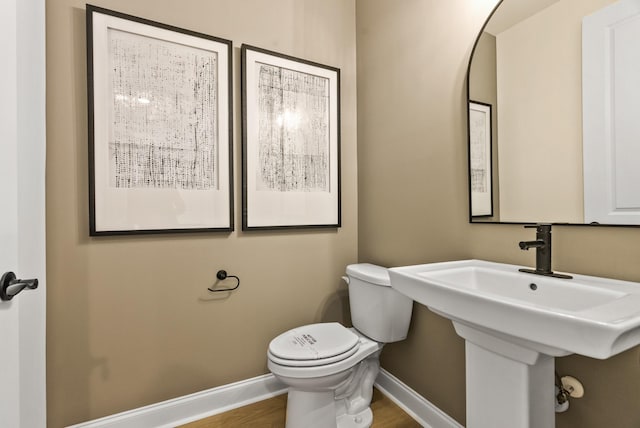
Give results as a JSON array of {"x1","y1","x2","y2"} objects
[{"x1": 388, "y1": 260, "x2": 640, "y2": 428}]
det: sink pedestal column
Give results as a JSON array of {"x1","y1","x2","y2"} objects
[{"x1": 454, "y1": 323, "x2": 556, "y2": 428}]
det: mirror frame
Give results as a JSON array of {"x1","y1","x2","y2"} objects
[{"x1": 465, "y1": 0, "x2": 640, "y2": 228}]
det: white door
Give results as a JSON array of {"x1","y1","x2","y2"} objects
[
  {"x1": 0, "y1": 0, "x2": 47, "y2": 426},
  {"x1": 583, "y1": 0, "x2": 640, "y2": 224}
]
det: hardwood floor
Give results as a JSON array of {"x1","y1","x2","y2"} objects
[{"x1": 180, "y1": 388, "x2": 421, "y2": 427}]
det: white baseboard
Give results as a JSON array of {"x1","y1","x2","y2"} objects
[
  {"x1": 375, "y1": 369, "x2": 463, "y2": 428},
  {"x1": 66, "y1": 374, "x2": 288, "y2": 428},
  {"x1": 67, "y1": 369, "x2": 462, "y2": 428}
]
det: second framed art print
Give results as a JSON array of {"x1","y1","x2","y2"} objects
[
  {"x1": 241, "y1": 45, "x2": 341, "y2": 230},
  {"x1": 87, "y1": 5, "x2": 233, "y2": 235},
  {"x1": 469, "y1": 101, "x2": 493, "y2": 218}
]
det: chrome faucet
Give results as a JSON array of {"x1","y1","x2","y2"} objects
[{"x1": 518, "y1": 224, "x2": 572, "y2": 279}]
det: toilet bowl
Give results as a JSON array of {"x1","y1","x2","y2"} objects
[{"x1": 267, "y1": 264, "x2": 413, "y2": 428}]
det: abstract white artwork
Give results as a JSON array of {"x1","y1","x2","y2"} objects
[
  {"x1": 242, "y1": 45, "x2": 340, "y2": 230},
  {"x1": 109, "y1": 29, "x2": 218, "y2": 190},
  {"x1": 256, "y1": 63, "x2": 330, "y2": 193},
  {"x1": 88, "y1": 5, "x2": 233, "y2": 235}
]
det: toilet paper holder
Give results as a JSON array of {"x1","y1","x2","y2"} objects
[{"x1": 207, "y1": 270, "x2": 240, "y2": 293}]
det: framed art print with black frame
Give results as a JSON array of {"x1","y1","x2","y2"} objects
[
  {"x1": 241, "y1": 44, "x2": 341, "y2": 230},
  {"x1": 469, "y1": 100, "x2": 493, "y2": 217},
  {"x1": 87, "y1": 5, "x2": 233, "y2": 235}
]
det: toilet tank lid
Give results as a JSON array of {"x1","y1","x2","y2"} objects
[{"x1": 346, "y1": 263, "x2": 390, "y2": 286}]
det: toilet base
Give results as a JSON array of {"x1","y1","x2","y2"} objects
[
  {"x1": 285, "y1": 388, "x2": 338, "y2": 428},
  {"x1": 336, "y1": 407, "x2": 373, "y2": 428},
  {"x1": 285, "y1": 387, "x2": 373, "y2": 428}
]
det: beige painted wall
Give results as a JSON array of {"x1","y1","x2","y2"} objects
[
  {"x1": 46, "y1": 1, "x2": 357, "y2": 426},
  {"x1": 357, "y1": 0, "x2": 640, "y2": 427},
  {"x1": 356, "y1": 0, "x2": 493, "y2": 422}
]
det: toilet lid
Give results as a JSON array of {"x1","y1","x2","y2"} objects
[{"x1": 269, "y1": 323, "x2": 359, "y2": 362}]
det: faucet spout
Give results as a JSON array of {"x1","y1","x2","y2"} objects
[{"x1": 519, "y1": 240, "x2": 545, "y2": 250}]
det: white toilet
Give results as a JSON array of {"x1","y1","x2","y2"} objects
[{"x1": 267, "y1": 263, "x2": 413, "y2": 428}]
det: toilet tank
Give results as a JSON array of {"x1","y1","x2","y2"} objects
[{"x1": 345, "y1": 263, "x2": 413, "y2": 343}]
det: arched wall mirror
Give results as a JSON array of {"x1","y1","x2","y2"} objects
[{"x1": 467, "y1": 0, "x2": 640, "y2": 226}]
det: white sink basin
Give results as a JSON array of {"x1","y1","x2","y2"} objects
[{"x1": 389, "y1": 259, "x2": 640, "y2": 359}]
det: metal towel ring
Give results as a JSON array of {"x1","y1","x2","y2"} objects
[{"x1": 207, "y1": 270, "x2": 240, "y2": 293}]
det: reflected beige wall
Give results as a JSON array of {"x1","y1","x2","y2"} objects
[
  {"x1": 357, "y1": 0, "x2": 640, "y2": 427},
  {"x1": 46, "y1": 1, "x2": 357, "y2": 426},
  {"x1": 469, "y1": 32, "x2": 500, "y2": 222},
  {"x1": 496, "y1": 0, "x2": 615, "y2": 223}
]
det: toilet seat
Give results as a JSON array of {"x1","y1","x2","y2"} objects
[
  {"x1": 268, "y1": 328, "x2": 382, "y2": 379},
  {"x1": 268, "y1": 345, "x2": 359, "y2": 367},
  {"x1": 268, "y1": 323, "x2": 360, "y2": 367}
]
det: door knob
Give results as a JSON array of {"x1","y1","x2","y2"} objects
[{"x1": 0, "y1": 272, "x2": 38, "y2": 301}]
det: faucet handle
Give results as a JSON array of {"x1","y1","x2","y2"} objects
[{"x1": 524, "y1": 223, "x2": 551, "y2": 233}]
